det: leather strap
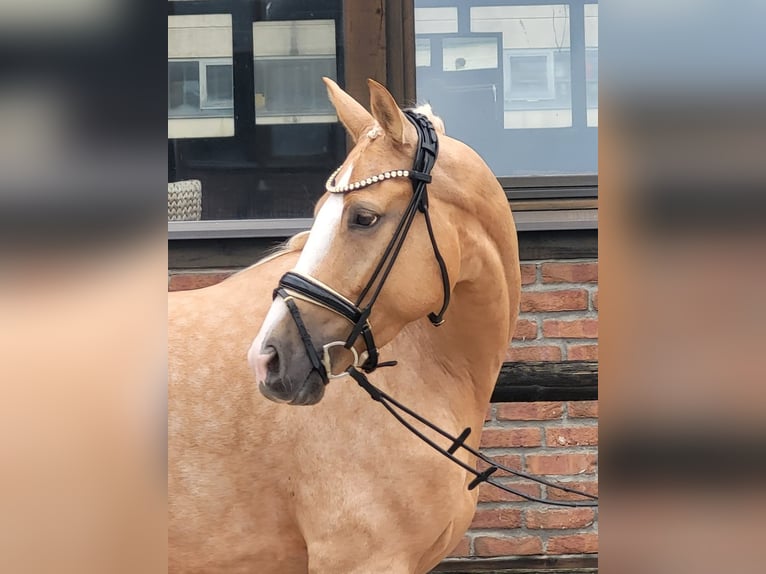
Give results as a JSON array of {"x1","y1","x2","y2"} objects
[
  {"x1": 274, "y1": 287, "x2": 328, "y2": 383},
  {"x1": 272, "y1": 112, "x2": 449, "y2": 382}
]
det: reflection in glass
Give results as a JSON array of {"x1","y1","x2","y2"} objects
[
  {"x1": 585, "y1": 3, "x2": 598, "y2": 126},
  {"x1": 415, "y1": 1, "x2": 597, "y2": 176},
  {"x1": 416, "y1": 37, "x2": 431, "y2": 67},
  {"x1": 168, "y1": 14, "x2": 234, "y2": 138},
  {"x1": 472, "y1": 5, "x2": 572, "y2": 129},
  {"x1": 204, "y1": 64, "x2": 233, "y2": 109},
  {"x1": 254, "y1": 58, "x2": 336, "y2": 120},
  {"x1": 415, "y1": 7, "x2": 458, "y2": 34},
  {"x1": 168, "y1": 61, "x2": 200, "y2": 116},
  {"x1": 442, "y1": 37, "x2": 498, "y2": 71},
  {"x1": 253, "y1": 20, "x2": 337, "y2": 124},
  {"x1": 509, "y1": 54, "x2": 552, "y2": 99}
]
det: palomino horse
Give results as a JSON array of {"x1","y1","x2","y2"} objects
[{"x1": 169, "y1": 78, "x2": 520, "y2": 573}]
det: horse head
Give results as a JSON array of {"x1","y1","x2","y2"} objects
[{"x1": 248, "y1": 78, "x2": 516, "y2": 406}]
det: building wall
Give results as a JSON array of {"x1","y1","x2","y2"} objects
[{"x1": 168, "y1": 257, "x2": 599, "y2": 559}]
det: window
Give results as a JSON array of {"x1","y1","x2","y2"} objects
[
  {"x1": 508, "y1": 53, "x2": 554, "y2": 101},
  {"x1": 168, "y1": 60, "x2": 233, "y2": 118},
  {"x1": 442, "y1": 36, "x2": 499, "y2": 71},
  {"x1": 168, "y1": 61, "x2": 200, "y2": 116},
  {"x1": 415, "y1": 1, "x2": 598, "y2": 177},
  {"x1": 167, "y1": 0, "x2": 595, "y2": 238},
  {"x1": 168, "y1": 14, "x2": 234, "y2": 138},
  {"x1": 253, "y1": 20, "x2": 338, "y2": 123},
  {"x1": 168, "y1": 2, "x2": 344, "y2": 223},
  {"x1": 202, "y1": 63, "x2": 234, "y2": 110}
]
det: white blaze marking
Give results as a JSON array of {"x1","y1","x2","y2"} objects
[
  {"x1": 294, "y1": 163, "x2": 352, "y2": 275},
  {"x1": 248, "y1": 163, "x2": 351, "y2": 371},
  {"x1": 248, "y1": 298, "x2": 288, "y2": 375}
]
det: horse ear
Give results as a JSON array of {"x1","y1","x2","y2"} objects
[
  {"x1": 323, "y1": 77, "x2": 373, "y2": 143},
  {"x1": 367, "y1": 78, "x2": 411, "y2": 145}
]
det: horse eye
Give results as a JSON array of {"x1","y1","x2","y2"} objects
[{"x1": 353, "y1": 212, "x2": 380, "y2": 228}]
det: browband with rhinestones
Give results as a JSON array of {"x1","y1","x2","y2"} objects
[{"x1": 325, "y1": 166, "x2": 411, "y2": 194}]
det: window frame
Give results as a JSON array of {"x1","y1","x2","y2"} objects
[
  {"x1": 199, "y1": 59, "x2": 234, "y2": 111},
  {"x1": 167, "y1": 59, "x2": 202, "y2": 119},
  {"x1": 507, "y1": 49, "x2": 556, "y2": 102},
  {"x1": 167, "y1": 58, "x2": 235, "y2": 117},
  {"x1": 167, "y1": 0, "x2": 597, "y2": 240}
]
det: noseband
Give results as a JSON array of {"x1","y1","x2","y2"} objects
[{"x1": 273, "y1": 111, "x2": 450, "y2": 382}]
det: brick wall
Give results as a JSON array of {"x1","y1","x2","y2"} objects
[
  {"x1": 169, "y1": 258, "x2": 599, "y2": 559},
  {"x1": 509, "y1": 260, "x2": 599, "y2": 362}
]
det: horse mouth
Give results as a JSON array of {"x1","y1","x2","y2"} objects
[{"x1": 258, "y1": 370, "x2": 325, "y2": 406}]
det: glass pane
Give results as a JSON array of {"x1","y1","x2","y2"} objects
[
  {"x1": 204, "y1": 64, "x2": 233, "y2": 109},
  {"x1": 472, "y1": 4, "x2": 572, "y2": 129},
  {"x1": 416, "y1": 37, "x2": 431, "y2": 67},
  {"x1": 442, "y1": 37, "x2": 498, "y2": 71},
  {"x1": 253, "y1": 20, "x2": 337, "y2": 124},
  {"x1": 415, "y1": 7, "x2": 458, "y2": 34},
  {"x1": 168, "y1": 61, "x2": 200, "y2": 115},
  {"x1": 509, "y1": 55, "x2": 550, "y2": 98},
  {"x1": 168, "y1": 3, "x2": 345, "y2": 222},
  {"x1": 168, "y1": 14, "x2": 234, "y2": 138},
  {"x1": 415, "y1": 1, "x2": 597, "y2": 176},
  {"x1": 585, "y1": 3, "x2": 598, "y2": 126}
]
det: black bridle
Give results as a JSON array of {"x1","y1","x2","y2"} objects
[
  {"x1": 271, "y1": 111, "x2": 598, "y2": 508},
  {"x1": 274, "y1": 111, "x2": 449, "y2": 380}
]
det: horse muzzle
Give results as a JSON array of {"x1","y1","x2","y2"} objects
[{"x1": 250, "y1": 342, "x2": 326, "y2": 406}]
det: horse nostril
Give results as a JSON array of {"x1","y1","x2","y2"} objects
[
  {"x1": 266, "y1": 347, "x2": 280, "y2": 376},
  {"x1": 252, "y1": 346, "x2": 279, "y2": 385}
]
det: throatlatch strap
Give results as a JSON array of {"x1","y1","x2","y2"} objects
[{"x1": 404, "y1": 111, "x2": 450, "y2": 325}]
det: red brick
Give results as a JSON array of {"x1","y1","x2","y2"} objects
[
  {"x1": 480, "y1": 428, "x2": 542, "y2": 448},
  {"x1": 477, "y1": 455, "x2": 523, "y2": 478},
  {"x1": 542, "y1": 319, "x2": 598, "y2": 339},
  {"x1": 470, "y1": 508, "x2": 523, "y2": 529},
  {"x1": 512, "y1": 319, "x2": 538, "y2": 341},
  {"x1": 169, "y1": 271, "x2": 234, "y2": 291},
  {"x1": 567, "y1": 344, "x2": 598, "y2": 360},
  {"x1": 547, "y1": 533, "x2": 599, "y2": 554},
  {"x1": 520, "y1": 289, "x2": 589, "y2": 312},
  {"x1": 485, "y1": 405, "x2": 493, "y2": 422},
  {"x1": 541, "y1": 262, "x2": 598, "y2": 284},
  {"x1": 505, "y1": 345, "x2": 562, "y2": 362},
  {"x1": 477, "y1": 481, "x2": 542, "y2": 503},
  {"x1": 546, "y1": 480, "x2": 599, "y2": 502},
  {"x1": 526, "y1": 453, "x2": 597, "y2": 476},
  {"x1": 592, "y1": 290, "x2": 599, "y2": 310},
  {"x1": 474, "y1": 536, "x2": 543, "y2": 557},
  {"x1": 496, "y1": 402, "x2": 563, "y2": 421},
  {"x1": 568, "y1": 401, "x2": 599, "y2": 418},
  {"x1": 546, "y1": 427, "x2": 599, "y2": 447},
  {"x1": 520, "y1": 264, "x2": 537, "y2": 285},
  {"x1": 447, "y1": 536, "x2": 470, "y2": 557},
  {"x1": 526, "y1": 508, "x2": 596, "y2": 530}
]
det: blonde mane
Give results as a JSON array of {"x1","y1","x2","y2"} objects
[
  {"x1": 410, "y1": 104, "x2": 446, "y2": 135},
  {"x1": 237, "y1": 231, "x2": 310, "y2": 274}
]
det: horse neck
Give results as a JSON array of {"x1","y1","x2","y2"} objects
[{"x1": 414, "y1": 198, "x2": 520, "y2": 410}]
